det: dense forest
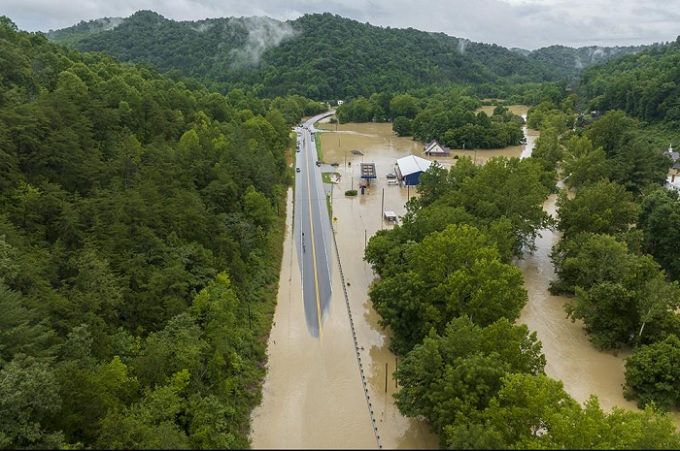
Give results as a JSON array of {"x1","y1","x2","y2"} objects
[
  {"x1": 47, "y1": 10, "x2": 558, "y2": 99},
  {"x1": 4, "y1": 5, "x2": 680, "y2": 449},
  {"x1": 579, "y1": 38, "x2": 680, "y2": 128},
  {"x1": 0, "y1": 16, "x2": 327, "y2": 448},
  {"x1": 48, "y1": 11, "x2": 670, "y2": 102},
  {"x1": 522, "y1": 43, "x2": 666, "y2": 82}
]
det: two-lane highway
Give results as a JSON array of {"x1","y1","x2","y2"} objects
[{"x1": 294, "y1": 111, "x2": 335, "y2": 339}]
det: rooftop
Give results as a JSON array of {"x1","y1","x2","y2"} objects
[
  {"x1": 396, "y1": 155, "x2": 432, "y2": 176},
  {"x1": 360, "y1": 162, "x2": 376, "y2": 179}
]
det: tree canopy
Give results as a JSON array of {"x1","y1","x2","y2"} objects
[{"x1": 0, "y1": 18, "x2": 318, "y2": 448}]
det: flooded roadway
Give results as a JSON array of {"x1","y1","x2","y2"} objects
[
  {"x1": 250, "y1": 105, "x2": 668, "y2": 449},
  {"x1": 250, "y1": 118, "x2": 436, "y2": 449}
]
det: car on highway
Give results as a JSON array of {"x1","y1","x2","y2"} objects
[{"x1": 296, "y1": 167, "x2": 301, "y2": 173}]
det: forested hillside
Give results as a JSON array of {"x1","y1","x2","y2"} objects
[
  {"x1": 579, "y1": 38, "x2": 680, "y2": 128},
  {"x1": 522, "y1": 43, "x2": 666, "y2": 82},
  {"x1": 0, "y1": 16, "x2": 326, "y2": 448},
  {"x1": 48, "y1": 10, "x2": 561, "y2": 100},
  {"x1": 49, "y1": 10, "x2": 669, "y2": 104}
]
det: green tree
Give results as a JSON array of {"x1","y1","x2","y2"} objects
[
  {"x1": 550, "y1": 232, "x2": 631, "y2": 295},
  {"x1": 599, "y1": 403, "x2": 680, "y2": 449},
  {"x1": 362, "y1": 228, "x2": 408, "y2": 278},
  {"x1": 556, "y1": 179, "x2": 640, "y2": 239},
  {"x1": 0, "y1": 21, "x2": 291, "y2": 448},
  {"x1": 610, "y1": 139, "x2": 671, "y2": 194},
  {"x1": 185, "y1": 393, "x2": 245, "y2": 449},
  {"x1": 638, "y1": 187, "x2": 680, "y2": 280},
  {"x1": 561, "y1": 243, "x2": 676, "y2": 349},
  {"x1": 0, "y1": 280, "x2": 55, "y2": 361},
  {"x1": 478, "y1": 373, "x2": 581, "y2": 448},
  {"x1": 368, "y1": 271, "x2": 429, "y2": 355},
  {"x1": 243, "y1": 185, "x2": 274, "y2": 231},
  {"x1": 415, "y1": 161, "x2": 454, "y2": 208},
  {"x1": 453, "y1": 156, "x2": 554, "y2": 255},
  {"x1": 624, "y1": 335, "x2": 680, "y2": 410},
  {"x1": 54, "y1": 353, "x2": 140, "y2": 444},
  {"x1": 0, "y1": 354, "x2": 64, "y2": 449},
  {"x1": 96, "y1": 377, "x2": 191, "y2": 450},
  {"x1": 60, "y1": 246, "x2": 125, "y2": 331},
  {"x1": 392, "y1": 115, "x2": 412, "y2": 136},
  {"x1": 561, "y1": 134, "x2": 610, "y2": 189},
  {"x1": 586, "y1": 109, "x2": 639, "y2": 158},
  {"x1": 465, "y1": 373, "x2": 680, "y2": 449},
  {"x1": 394, "y1": 317, "x2": 545, "y2": 443},
  {"x1": 530, "y1": 126, "x2": 563, "y2": 171},
  {"x1": 133, "y1": 313, "x2": 208, "y2": 388},
  {"x1": 389, "y1": 94, "x2": 420, "y2": 119}
]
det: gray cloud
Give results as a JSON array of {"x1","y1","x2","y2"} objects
[{"x1": 4, "y1": 0, "x2": 679, "y2": 50}]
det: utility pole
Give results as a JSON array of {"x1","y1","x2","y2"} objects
[{"x1": 381, "y1": 188, "x2": 385, "y2": 229}]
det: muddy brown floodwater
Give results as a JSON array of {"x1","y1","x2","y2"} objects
[{"x1": 250, "y1": 106, "x2": 678, "y2": 449}]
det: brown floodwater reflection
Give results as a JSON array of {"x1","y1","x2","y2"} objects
[{"x1": 250, "y1": 106, "x2": 677, "y2": 449}]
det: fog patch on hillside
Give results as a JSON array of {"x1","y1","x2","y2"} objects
[
  {"x1": 229, "y1": 16, "x2": 297, "y2": 67},
  {"x1": 95, "y1": 17, "x2": 123, "y2": 30}
]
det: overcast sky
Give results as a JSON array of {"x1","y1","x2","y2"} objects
[{"x1": 4, "y1": 0, "x2": 679, "y2": 50}]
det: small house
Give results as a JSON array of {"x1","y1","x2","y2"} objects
[
  {"x1": 663, "y1": 144, "x2": 680, "y2": 169},
  {"x1": 423, "y1": 140, "x2": 450, "y2": 156},
  {"x1": 666, "y1": 174, "x2": 680, "y2": 193}
]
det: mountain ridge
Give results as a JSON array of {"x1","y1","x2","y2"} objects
[{"x1": 46, "y1": 10, "x2": 669, "y2": 100}]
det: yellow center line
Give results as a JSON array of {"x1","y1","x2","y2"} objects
[{"x1": 304, "y1": 131, "x2": 324, "y2": 342}]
